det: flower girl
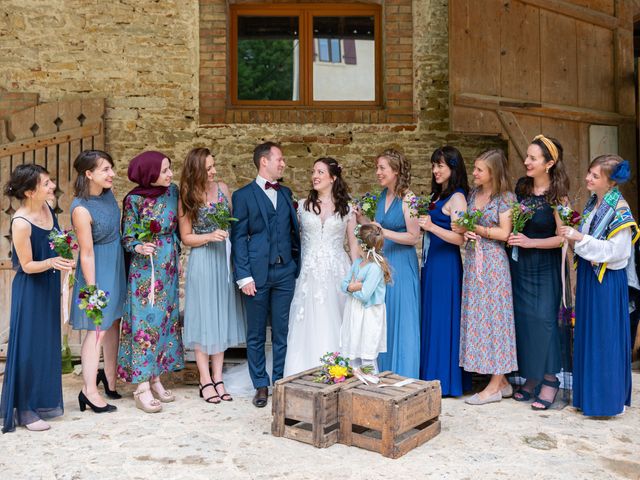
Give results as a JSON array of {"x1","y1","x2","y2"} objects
[{"x1": 340, "y1": 224, "x2": 392, "y2": 374}]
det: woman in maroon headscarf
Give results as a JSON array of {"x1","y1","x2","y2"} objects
[{"x1": 117, "y1": 151, "x2": 184, "y2": 413}]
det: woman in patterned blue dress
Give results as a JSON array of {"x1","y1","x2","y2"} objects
[
  {"x1": 357, "y1": 149, "x2": 420, "y2": 378},
  {"x1": 1, "y1": 164, "x2": 74, "y2": 432},
  {"x1": 70, "y1": 150, "x2": 127, "y2": 413},
  {"x1": 118, "y1": 151, "x2": 184, "y2": 414},
  {"x1": 418, "y1": 146, "x2": 471, "y2": 396},
  {"x1": 179, "y1": 147, "x2": 246, "y2": 404}
]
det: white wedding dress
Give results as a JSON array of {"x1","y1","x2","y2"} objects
[{"x1": 283, "y1": 202, "x2": 353, "y2": 377}]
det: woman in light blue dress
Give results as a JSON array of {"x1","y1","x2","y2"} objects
[
  {"x1": 70, "y1": 150, "x2": 126, "y2": 413},
  {"x1": 357, "y1": 149, "x2": 421, "y2": 378},
  {"x1": 179, "y1": 147, "x2": 246, "y2": 404},
  {"x1": 118, "y1": 151, "x2": 184, "y2": 414}
]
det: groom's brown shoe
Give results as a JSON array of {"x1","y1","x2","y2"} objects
[{"x1": 253, "y1": 387, "x2": 268, "y2": 408}]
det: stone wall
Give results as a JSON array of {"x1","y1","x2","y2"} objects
[{"x1": 0, "y1": 0, "x2": 504, "y2": 201}]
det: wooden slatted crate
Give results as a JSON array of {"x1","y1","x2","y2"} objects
[
  {"x1": 271, "y1": 366, "x2": 360, "y2": 448},
  {"x1": 338, "y1": 372, "x2": 441, "y2": 458}
]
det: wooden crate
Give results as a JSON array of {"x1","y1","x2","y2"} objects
[
  {"x1": 271, "y1": 366, "x2": 360, "y2": 448},
  {"x1": 338, "y1": 372, "x2": 441, "y2": 459}
]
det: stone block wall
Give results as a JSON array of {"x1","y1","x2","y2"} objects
[{"x1": 0, "y1": 0, "x2": 505, "y2": 201}]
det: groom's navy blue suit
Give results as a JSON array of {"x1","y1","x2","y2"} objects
[{"x1": 231, "y1": 180, "x2": 300, "y2": 388}]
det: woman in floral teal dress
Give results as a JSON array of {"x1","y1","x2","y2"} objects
[{"x1": 118, "y1": 151, "x2": 184, "y2": 414}]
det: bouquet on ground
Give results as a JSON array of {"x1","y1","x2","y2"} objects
[
  {"x1": 314, "y1": 352, "x2": 373, "y2": 385},
  {"x1": 407, "y1": 193, "x2": 435, "y2": 217},
  {"x1": 455, "y1": 209, "x2": 483, "y2": 247},
  {"x1": 77, "y1": 285, "x2": 110, "y2": 329},
  {"x1": 205, "y1": 201, "x2": 238, "y2": 231},
  {"x1": 353, "y1": 190, "x2": 381, "y2": 221},
  {"x1": 510, "y1": 201, "x2": 536, "y2": 261}
]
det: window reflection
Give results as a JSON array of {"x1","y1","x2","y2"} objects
[
  {"x1": 237, "y1": 16, "x2": 300, "y2": 101},
  {"x1": 312, "y1": 16, "x2": 375, "y2": 101}
]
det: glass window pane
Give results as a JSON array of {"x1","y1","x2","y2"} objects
[
  {"x1": 237, "y1": 16, "x2": 299, "y2": 101},
  {"x1": 318, "y1": 38, "x2": 330, "y2": 62},
  {"x1": 312, "y1": 16, "x2": 375, "y2": 101}
]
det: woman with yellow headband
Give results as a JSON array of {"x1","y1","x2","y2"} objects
[
  {"x1": 507, "y1": 135, "x2": 569, "y2": 411},
  {"x1": 559, "y1": 154, "x2": 638, "y2": 416}
]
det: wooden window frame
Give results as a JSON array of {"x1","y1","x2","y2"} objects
[{"x1": 229, "y1": 3, "x2": 382, "y2": 108}]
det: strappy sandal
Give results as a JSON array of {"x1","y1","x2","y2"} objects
[
  {"x1": 199, "y1": 383, "x2": 221, "y2": 404},
  {"x1": 513, "y1": 388, "x2": 534, "y2": 402},
  {"x1": 134, "y1": 386, "x2": 162, "y2": 413},
  {"x1": 532, "y1": 378, "x2": 560, "y2": 411},
  {"x1": 213, "y1": 381, "x2": 233, "y2": 402}
]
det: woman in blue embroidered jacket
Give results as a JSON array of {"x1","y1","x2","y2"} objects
[{"x1": 559, "y1": 154, "x2": 639, "y2": 416}]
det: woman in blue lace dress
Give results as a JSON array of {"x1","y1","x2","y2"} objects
[
  {"x1": 118, "y1": 151, "x2": 184, "y2": 414},
  {"x1": 70, "y1": 150, "x2": 127, "y2": 413},
  {"x1": 179, "y1": 147, "x2": 246, "y2": 404},
  {"x1": 1, "y1": 164, "x2": 74, "y2": 432}
]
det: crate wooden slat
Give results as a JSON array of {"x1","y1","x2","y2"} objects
[
  {"x1": 338, "y1": 371, "x2": 441, "y2": 459},
  {"x1": 271, "y1": 366, "x2": 360, "y2": 448}
]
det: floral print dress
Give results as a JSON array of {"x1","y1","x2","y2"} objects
[
  {"x1": 118, "y1": 183, "x2": 184, "y2": 383},
  {"x1": 459, "y1": 188, "x2": 518, "y2": 375}
]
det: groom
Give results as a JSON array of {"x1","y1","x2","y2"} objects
[{"x1": 231, "y1": 141, "x2": 300, "y2": 408}]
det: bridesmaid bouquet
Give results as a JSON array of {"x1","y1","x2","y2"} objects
[
  {"x1": 353, "y1": 190, "x2": 380, "y2": 221},
  {"x1": 128, "y1": 216, "x2": 162, "y2": 242},
  {"x1": 510, "y1": 201, "x2": 536, "y2": 261},
  {"x1": 204, "y1": 201, "x2": 238, "y2": 231},
  {"x1": 455, "y1": 209, "x2": 483, "y2": 247},
  {"x1": 48, "y1": 228, "x2": 78, "y2": 261},
  {"x1": 48, "y1": 228, "x2": 78, "y2": 323},
  {"x1": 314, "y1": 352, "x2": 374, "y2": 385},
  {"x1": 407, "y1": 193, "x2": 434, "y2": 217},
  {"x1": 127, "y1": 214, "x2": 161, "y2": 306},
  {"x1": 77, "y1": 285, "x2": 110, "y2": 329},
  {"x1": 555, "y1": 204, "x2": 583, "y2": 228}
]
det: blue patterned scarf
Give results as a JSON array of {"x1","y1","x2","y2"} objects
[{"x1": 580, "y1": 187, "x2": 640, "y2": 282}]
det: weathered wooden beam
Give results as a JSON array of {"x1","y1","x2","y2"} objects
[
  {"x1": 0, "y1": 122, "x2": 102, "y2": 158},
  {"x1": 519, "y1": 0, "x2": 621, "y2": 30},
  {"x1": 496, "y1": 110, "x2": 529, "y2": 160},
  {"x1": 454, "y1": 92, "x2": 635, "y2": 125}
]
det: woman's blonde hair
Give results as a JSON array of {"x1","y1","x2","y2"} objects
[
  {"x1": 377, "y1": 149, "x2": 411, "y2": 199},
  {"x1": 476, "y1": 149, "x2": 510, "y2": 196},
  {"x1": 357, "y1": 224, "x2": 392, "y2": 284}
]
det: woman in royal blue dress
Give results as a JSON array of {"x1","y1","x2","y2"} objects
[
  {"x1": 559, "y1": 154, "x2": 638, "y2": 416},
  {"x1": 417, "y1": 146, "x2": 471, "y2": 396},
  {"x1": 118, "y1": 151, "x2": 184, "y2": 414},
  {"x1": 1, "y1": 164, "x2": 74, "y2": 432},
  {"x1": 357, "y1": 149, "x2": 420, "y2": 378},
  {"x1": 70, "y1": 150, "x2": 127, "y2": 413}
]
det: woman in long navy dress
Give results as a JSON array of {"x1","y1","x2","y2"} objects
[
  {"x1": 559, "y1": 154, "x2": 638, "y2": 416},
  {"x1": 0, "y1": 164, "x2": 74, "y2": 432},
  {"x1": 357, "y1": 149, "x2": 420, "y2": 378},
  {"x1": 418, "y1": 146, "x2": 471, "y2": 396},
  {"x1": 508, "y1": 135, "x2": 569, "y2": 410}
]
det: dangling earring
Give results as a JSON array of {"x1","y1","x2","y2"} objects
[{"x1": 545, "y1": 166, "x2": 551, "y2": 174}]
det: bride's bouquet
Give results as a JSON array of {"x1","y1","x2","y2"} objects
[{"x1": 314, "y1": 352, "x2": 373, "y2": 385}]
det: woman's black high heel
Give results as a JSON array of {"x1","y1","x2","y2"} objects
[
  {"x1": 96, "y1": 368, "x2": 122, "y2": 399},
  {"x1": 78, "y1": 391, "x2": 117, "y2": 413}
]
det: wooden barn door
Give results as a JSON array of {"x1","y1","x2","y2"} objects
[
  {"x1": 450, "y1": 0, "x2": 636, "y2": 211},
  {"x1": 0, "y1": 98, "x2": 105, "y2": 355}
]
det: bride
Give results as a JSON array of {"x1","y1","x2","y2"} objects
[{"x1": 283, "y1": 157, "x2": 359, "y2": 377}]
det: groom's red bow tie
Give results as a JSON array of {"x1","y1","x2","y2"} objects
[{"x1": 265, "y1": 181, "x2": 280, "y2": 191}]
